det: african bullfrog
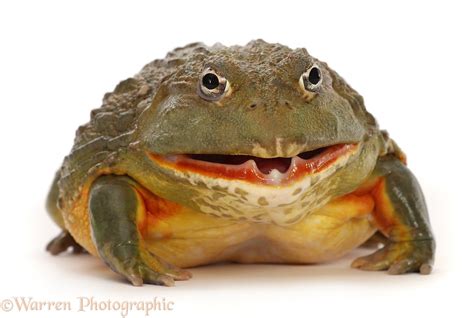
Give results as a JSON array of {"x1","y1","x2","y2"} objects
[{"x1": 46, "y1": 40, "x2": 435, "y2": 286}]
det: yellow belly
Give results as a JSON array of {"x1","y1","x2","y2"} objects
[{"x1": 143, "y1": 194, "x2": 376, "y2": 268}]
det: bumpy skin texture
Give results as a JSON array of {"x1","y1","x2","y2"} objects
[{"x1": 46, "y1": 40, "x2": 435, "y2": 286}]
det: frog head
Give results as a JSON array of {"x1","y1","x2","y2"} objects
[{"x1": 136, "y1": 40, "x2": 381, "y2": 225}]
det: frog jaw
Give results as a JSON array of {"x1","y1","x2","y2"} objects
[
  {"x1": 147, "y1": 143, "x2": 362, "y2": 225},
  {"x1": 149, "y1": 143, "x2": 358, "y2": 186}
]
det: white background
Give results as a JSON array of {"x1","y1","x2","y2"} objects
[{"x1": 0, "y1": 0, "x2": 472, "y2": 317}]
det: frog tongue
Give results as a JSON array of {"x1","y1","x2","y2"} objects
[{"x1": 252, "y1": 157, "x2": 292, "y2": 174}]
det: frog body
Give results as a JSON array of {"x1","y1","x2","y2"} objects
[{"x1": 46, "y1": 41, "x2": 434, "y2": 286}]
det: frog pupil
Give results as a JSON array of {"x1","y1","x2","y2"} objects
[
  {"x1": 308, "y1": 67, "x2": 321, "y2": 85},
  {"x1": 202, "y1": 73, "x2": 219, "y2": 90}
]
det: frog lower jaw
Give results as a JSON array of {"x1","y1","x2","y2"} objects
[{"x1": 148, "y1": 143, "x2": 359, "y2": 186}]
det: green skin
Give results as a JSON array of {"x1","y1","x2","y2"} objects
[{"x1": 46, "y1": 40, "x2": 434, "y2": 286}]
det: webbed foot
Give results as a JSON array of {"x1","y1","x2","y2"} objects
[
  {"x1": 351, "y1": 240, "x2": 434, "y2": 275},
  {"x1": 103, "y1": 244, "x2": 192, "y2": 286}
]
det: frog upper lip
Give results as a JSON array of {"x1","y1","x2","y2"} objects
[{"x1": 148, "y1": 143, "x2": 359, "y2": 185}]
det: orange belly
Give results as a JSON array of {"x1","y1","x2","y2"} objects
[{"x1": 141, "y1": 192, "x2": 376, "y2": 268}]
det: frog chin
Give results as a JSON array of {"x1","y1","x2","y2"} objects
[{"x1": 148, "y1": 143, "x2": 361, "y2": 225}]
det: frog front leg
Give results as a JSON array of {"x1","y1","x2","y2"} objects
[
  {"x1": 351, "y1": 155, "x2": 435, "y2": 274},
  {"x1": 89, "y1": 175, "x2": 192, "y2": 286}
]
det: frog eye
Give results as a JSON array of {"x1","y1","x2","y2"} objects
[
  {"x1": 198, "y1": 68, "x2": 228, "y2": 101},
  {"x1": 300, "y1": 65, "x2": 322, "y2": 93}
]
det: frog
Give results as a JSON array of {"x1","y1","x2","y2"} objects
[{"x1": 45, "y1": 40, "x2": 435, "y2": 286}]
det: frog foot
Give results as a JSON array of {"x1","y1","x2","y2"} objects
[
  {"x1": 46, "y1": 230, "x2": 87, "y2": 255},
  {"x1": 351, "y1": 240, "x2": 435, "y2": 275},
  {"x1": 102, "y1": 243, "x2": 192, "y2": 287}
]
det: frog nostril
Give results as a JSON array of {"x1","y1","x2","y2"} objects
[
  {"x1": 281, "y1": 100, "x2": 294, "y2": 109},
  {"x1": 248, "y1": 103, "x2": 258, "y2": 109}
]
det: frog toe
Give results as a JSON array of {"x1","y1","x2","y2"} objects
[
  {"x1": 163, "y1": 267, "x2": 193, "y2": 281},
  {"x1": 140, "y1": 267, "x2": 176, "y2": 287},
  {"x1": 387, "y1": 248, "x2": 434, "y2": 275},
  {"x1": 387, "y1": 259, "x2": 431, "y2": 275},
  {"x1": 140, "y1": 252, "x2": 193, "y2": 284},
  {"x1": 125, "y1": 272, "x2": 144, "y2": 287},
  {"x1": 351, "y1": 253, "x2": 392, "y2": 271},
  {"x1": 120, "y1": 257, "x2": 190, "y2": 287},
  {"x1": 46, "y1": 230, "x2": 86, "y2": 255},
  {"x1": 351, "y1": 240, "x2": 434, "y2": 274},
  {"x1": 123, "y1": 266, "x2": 174, "y2": 287}
]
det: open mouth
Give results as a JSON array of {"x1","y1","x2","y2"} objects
[{"x1": 149, "y1": 143, "x2": 358, "y2": 185}]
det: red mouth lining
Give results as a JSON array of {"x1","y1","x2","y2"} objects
[{"x1": 149, "y1": 144, "x2": 357, "y2": 185}]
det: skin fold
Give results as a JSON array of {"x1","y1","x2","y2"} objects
[{"x1": 46, "y1": 40, "x2": 435, "y2": 286}]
